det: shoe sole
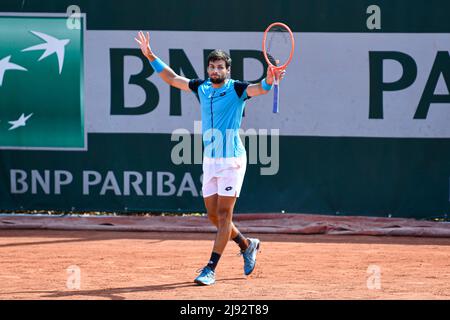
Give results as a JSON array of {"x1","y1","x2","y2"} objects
[{"x1": 194, "y1": 279, "x2": 214, "y2": 286}]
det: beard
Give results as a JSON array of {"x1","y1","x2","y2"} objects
[{"x1": 210, "y1": 75, "x2": 226, "y2": 84}]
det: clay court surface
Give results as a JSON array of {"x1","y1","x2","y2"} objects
[{"x1": 1, "y1": 229, "x2": 449, "y2": 300}]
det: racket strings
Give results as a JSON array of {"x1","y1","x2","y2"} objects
[{"x1": 265, "y1": 26, "x2": 292, "y2": 67}]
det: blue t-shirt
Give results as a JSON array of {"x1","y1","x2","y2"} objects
[{"x1": 189, "y1": 78, "x2": 250, "y2": 158}]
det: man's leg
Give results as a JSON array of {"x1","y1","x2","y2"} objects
[
  {"x1": 212, "y1": 195, "x2": 238, "y2": 254},
  {"x1": 212, "y1": 195, "x2": 260, "y2": 276},
  {"x1": 194, "y1": 194, "x2": 239, "y2": 286},
  {"x1": 204, "y1": 194, "x2": 249, "y2": 250}
]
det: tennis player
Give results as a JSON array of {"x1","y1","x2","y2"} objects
[{"x1": 135, "y1": 31, "x2": 284, "y2": 285}]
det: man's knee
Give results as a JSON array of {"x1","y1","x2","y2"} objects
[
  {"x1": 208, "y1": 214, "x2": 218, "y2": 225},
  {"x1": 207, "y1": 211, "x2": 218, "y2": 225},
  {"x1": 216, "y1": 210, "x2": 232, "y2": 227}
]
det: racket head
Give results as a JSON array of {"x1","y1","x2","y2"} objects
[{"x1": 262, "y1": 22, "x2": 295, "y2": 72}]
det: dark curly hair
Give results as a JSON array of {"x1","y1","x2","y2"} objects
[{"x1": 207, "y1": 50, "x2": 232, "y2": 68}]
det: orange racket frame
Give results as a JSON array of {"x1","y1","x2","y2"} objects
[
  {"x1": 262, "y1": 22, "x2": 295, "y2": 71},
  {"x1": 262, "y1": 22, "x2": 295, "y2": 113}
]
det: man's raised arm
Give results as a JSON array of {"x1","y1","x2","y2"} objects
[
  {"x1": 135, "y1": 31, "x2": 191, "y2": 91},
  {"x1": 246, "y1": 64, "x2": 285, "y2": 98}
]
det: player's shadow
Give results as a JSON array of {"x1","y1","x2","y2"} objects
[{"x1": 5, "y1": 278, "x2": 245, "y2": 300}]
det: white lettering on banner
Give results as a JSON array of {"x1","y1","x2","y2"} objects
[
  {"x1": 10, "y1": 169, "x2": 28, "y2": 194},
  {"x1": 86, "y1": 31, "x2": 450, "y2": 137},
  {"x1": 146, "y1": 171, "x2": 153, "y2": 196},
  {"x1": 10, "y1": 169, "x2": 201, "y2": 197},
  {"x1": 177, "y1": 173, "x2": 198, "y2": 197},
  {"x1": 157, "y1": 172, "x2": 176, "y2": 196},
  {"x1": 55, "y1": 170, "x2": 73, "y2": 194},
  {"x1": 84, "y1": 171, "x2": 200, "y2": 196},
  {"x1": 100, "y1": 171, "x2": 122, "y2": 195},
  {"x1": 83, "y1": 170, "x2": 102, "y2": 195},
  {"x1": 124, "y1": 171, "x2": 144, "y2": 196},
  {"x1": 10, "y1": 169, "x2": 74, "y2": 195},
  {"x1": 31, "y1": 170, "x2": 50, "y2": 194}
]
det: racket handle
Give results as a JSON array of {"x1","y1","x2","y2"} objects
[{"x1": 272, "y1": 83, "x2": 279, "y2": 113}]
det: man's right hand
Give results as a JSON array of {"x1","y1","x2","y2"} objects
[
  {"x1": 135, "y1": 31, "x2": 154, "y2": 60},
  {"x1": 134, "y1": 30, "x2": 190, "y2": 91}
]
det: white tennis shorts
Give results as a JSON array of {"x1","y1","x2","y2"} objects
[{"x1": 202, "y1": 154, "x2": 247, "y2": 198}]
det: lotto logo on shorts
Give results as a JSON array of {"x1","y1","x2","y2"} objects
[{"x1": 0, "y1": 15, "x2": 85, "y2": 150}]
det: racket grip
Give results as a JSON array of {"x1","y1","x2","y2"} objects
[{"x1": 272, "y1": 84, "x2": 279, "y2": 113}]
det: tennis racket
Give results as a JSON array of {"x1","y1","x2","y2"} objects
[{"x1": 262, "y1": 22, "x2": 295, "y2": 113}]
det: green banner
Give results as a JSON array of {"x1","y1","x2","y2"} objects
[
  {"x1": 1, "y1": 133, "x2": 449, "y2": 218},
  {"x1": 0, "y1": 2, "x2": 449, "y2": 219},
  {"x1": 0, "y1": 16, "x2": 84, "y2": 149}
]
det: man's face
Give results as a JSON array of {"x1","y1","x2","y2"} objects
[{"x1": 207, "y1": 59, "x2": 230, "y2": 84}]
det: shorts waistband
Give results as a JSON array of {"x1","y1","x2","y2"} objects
[{"x1": 203, "y1": 155, "x2": 246, "y2": 165}]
